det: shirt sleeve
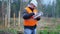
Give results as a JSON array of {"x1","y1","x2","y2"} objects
[{"x1": 22, "y1": 10, "x2": 34, "y2": 19}]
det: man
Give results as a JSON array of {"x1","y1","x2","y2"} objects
[{"x1": 23, "y1": 0, "x2": 40, "y2": 34}]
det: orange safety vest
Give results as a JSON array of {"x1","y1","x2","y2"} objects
[{"x1": 24, "y1": 7, "x2": 38, "y2": 26}]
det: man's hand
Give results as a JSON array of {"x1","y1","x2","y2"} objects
[
  {"x1": 35, "y1": 17, "x2": 41, "y2": 21},
  {"x1": 29, "y1": 12, "x2": 35, "y2": 16},
  {"x1": 33, "y1": 12, "x2": 43, "y2": 19},
  {"x1": 32, "y1": 12, "x2": 43, "y2": 21}
]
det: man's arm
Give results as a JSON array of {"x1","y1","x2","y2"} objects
[{"x1": 22, "y1": 10, "x2": 34, "y2": 19}]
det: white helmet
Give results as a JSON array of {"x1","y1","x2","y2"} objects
[{"x1": 30, "y1": 0, "x2": 38, "y2": 7}]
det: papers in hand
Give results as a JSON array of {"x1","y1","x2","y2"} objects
[{"x1": 33, "y1": 12, "x2": 43, "y2": 19}]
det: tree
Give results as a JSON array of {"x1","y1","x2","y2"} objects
[{"x1": 56, "y1": 0, "x2": 60, "y2": 17}]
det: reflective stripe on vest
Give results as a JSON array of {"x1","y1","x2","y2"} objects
[{"x1": 24, "y1": 7, "x2": 38, "y2": 26}]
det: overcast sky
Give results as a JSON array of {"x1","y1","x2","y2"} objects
[
  {"x1": 0, "y1": 0, "x2": 2, "y2": 1},
  {"x1": 42, "y1": 0, "x2": 56, "y2": 5}
]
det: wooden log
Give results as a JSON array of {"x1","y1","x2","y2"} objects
[
  {"x1": 14, "y1": 13, "x2": 16, "y2": 28},
  {"x1": 5, "y1": 14, "x2": 8, "y2": 28},
  {"x1": 18, "y1": 11, "x2": 20, "y2": 30}
]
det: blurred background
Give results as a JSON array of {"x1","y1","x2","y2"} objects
[{"x1": 0, "y1": 0, "x2": 60, "y2": 34}]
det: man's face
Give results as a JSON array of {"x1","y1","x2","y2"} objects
[{"x1": 30, "y1": 3, "x2": 36, "y2": 9}]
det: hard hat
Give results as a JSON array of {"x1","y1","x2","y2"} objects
[{"x1": 30, "y1": 0, "x2": 38, "y2": 7}]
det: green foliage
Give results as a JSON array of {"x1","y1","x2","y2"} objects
[
  {"x1": 0, "y1": 21, "x2": 3, "y2": 25},
  {"x1": 37, "y1": 30, "x2": 60, "y2": 34},
  {"x1": 7, "y1": 28, "x2": 17, "y2": 34},
  {"x1": 56, "y1": 0, "x2": 60, "y2": 17},
  {"x1": 56, "y1": 25, "x2": 60, "y2": 29},
  {"x1": 0, "y1": 30, "x2": 5, "y2": 34},
  {"x1": 0, "y1": 28, "x2": 18, "y2": 34}
]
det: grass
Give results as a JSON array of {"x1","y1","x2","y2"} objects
[
  {"x1": 7, "y1": 28, "x2": 18, "y2": 34},
  {"x1": 37, "y1": 30, "x2": 60, "y2": 34},
  {"x1": 0, "y1": 28, "x2": 18, "y2": 34},
  {"x1": 0, "y1": 17, "x2": 60, "y2": 34},
  {"x1": 37, "y1": 17, "x2": 60, "y2": 34}
]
